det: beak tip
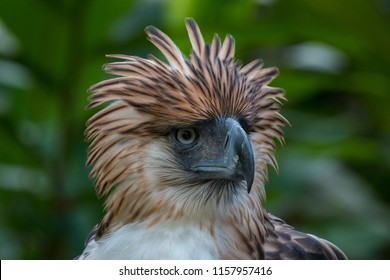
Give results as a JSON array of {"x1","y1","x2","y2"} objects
[
  {"x1": 245, "y1": 169, "x2": 254, "y2": 193},
  {"x1": 247, "y1": 182, "x2": 253, "y2": 193}
]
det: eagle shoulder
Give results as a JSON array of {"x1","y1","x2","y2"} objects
[{"x1": 264, "y1": 214, "x2": 347, "y2": 260}]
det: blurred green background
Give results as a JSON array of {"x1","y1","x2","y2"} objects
[{"x1": 0, "y1": 0, "x2": 389, "y2": 259}]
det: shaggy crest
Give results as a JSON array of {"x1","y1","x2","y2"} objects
[
  {"x1": 86, "y1": 19, "x2": 286, "y2": 199},
  {"x1": 88, "y1": 19, "x2": 285, "y2": 131}
]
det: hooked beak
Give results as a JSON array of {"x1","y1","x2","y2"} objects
[{"x1": 191, "y1": 118, "x2": 255, "y2": 193}]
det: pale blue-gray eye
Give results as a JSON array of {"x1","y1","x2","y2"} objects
[{"x1": 175, "y1": 128, "x2": 197, "y2": 145}]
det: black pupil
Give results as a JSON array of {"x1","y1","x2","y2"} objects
[{"x1": 181, "y1": 130, "x2": 192, "y2": 141}]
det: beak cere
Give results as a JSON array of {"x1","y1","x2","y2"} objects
[{"x1": 192, "y1": 118, "x2": 255, "y2": 193}]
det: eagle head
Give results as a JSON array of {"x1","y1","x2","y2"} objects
[{"x1": 86, "y1": 19, "x2": 286, "y2": 238}]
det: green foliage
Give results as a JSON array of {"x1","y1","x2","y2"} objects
[{"x1": 0, "y1": 0, "x2": 389, "y2": 259}]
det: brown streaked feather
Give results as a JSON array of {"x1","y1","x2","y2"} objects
[
  {"x1": 219, "y1": 35, "x2": 235, "y2": 61},
  {"x1": 210, "y1": 34, "x2": 221, "y2": 62},
  {"x1": 185, "y1": 18, "x2": 205, "y2": 57},
  {"x1": 241, "y1": 60, "x2": 264, "y2": 82},
  {"x1": 145, "y1": 25, "x2": 188, "y2": 73},
  {"x1": 264, "y1": 215, "x2": 347, "y2": 260}
]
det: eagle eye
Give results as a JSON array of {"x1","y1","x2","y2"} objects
[{"x1": 175, "y1": 128, "x2": 198, "y2": 145}]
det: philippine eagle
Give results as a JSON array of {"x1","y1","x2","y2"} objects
[{"x1": 78, "y1": 19, "x2": 346, "y2": 260}]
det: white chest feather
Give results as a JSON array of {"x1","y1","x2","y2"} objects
[{"x1": 82, "y1": 221, "x2": 219, "y2": 259}]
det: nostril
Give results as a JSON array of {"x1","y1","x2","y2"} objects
[{"x1": 224, "y1": 134, "x2": 229, "y2": 149}]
